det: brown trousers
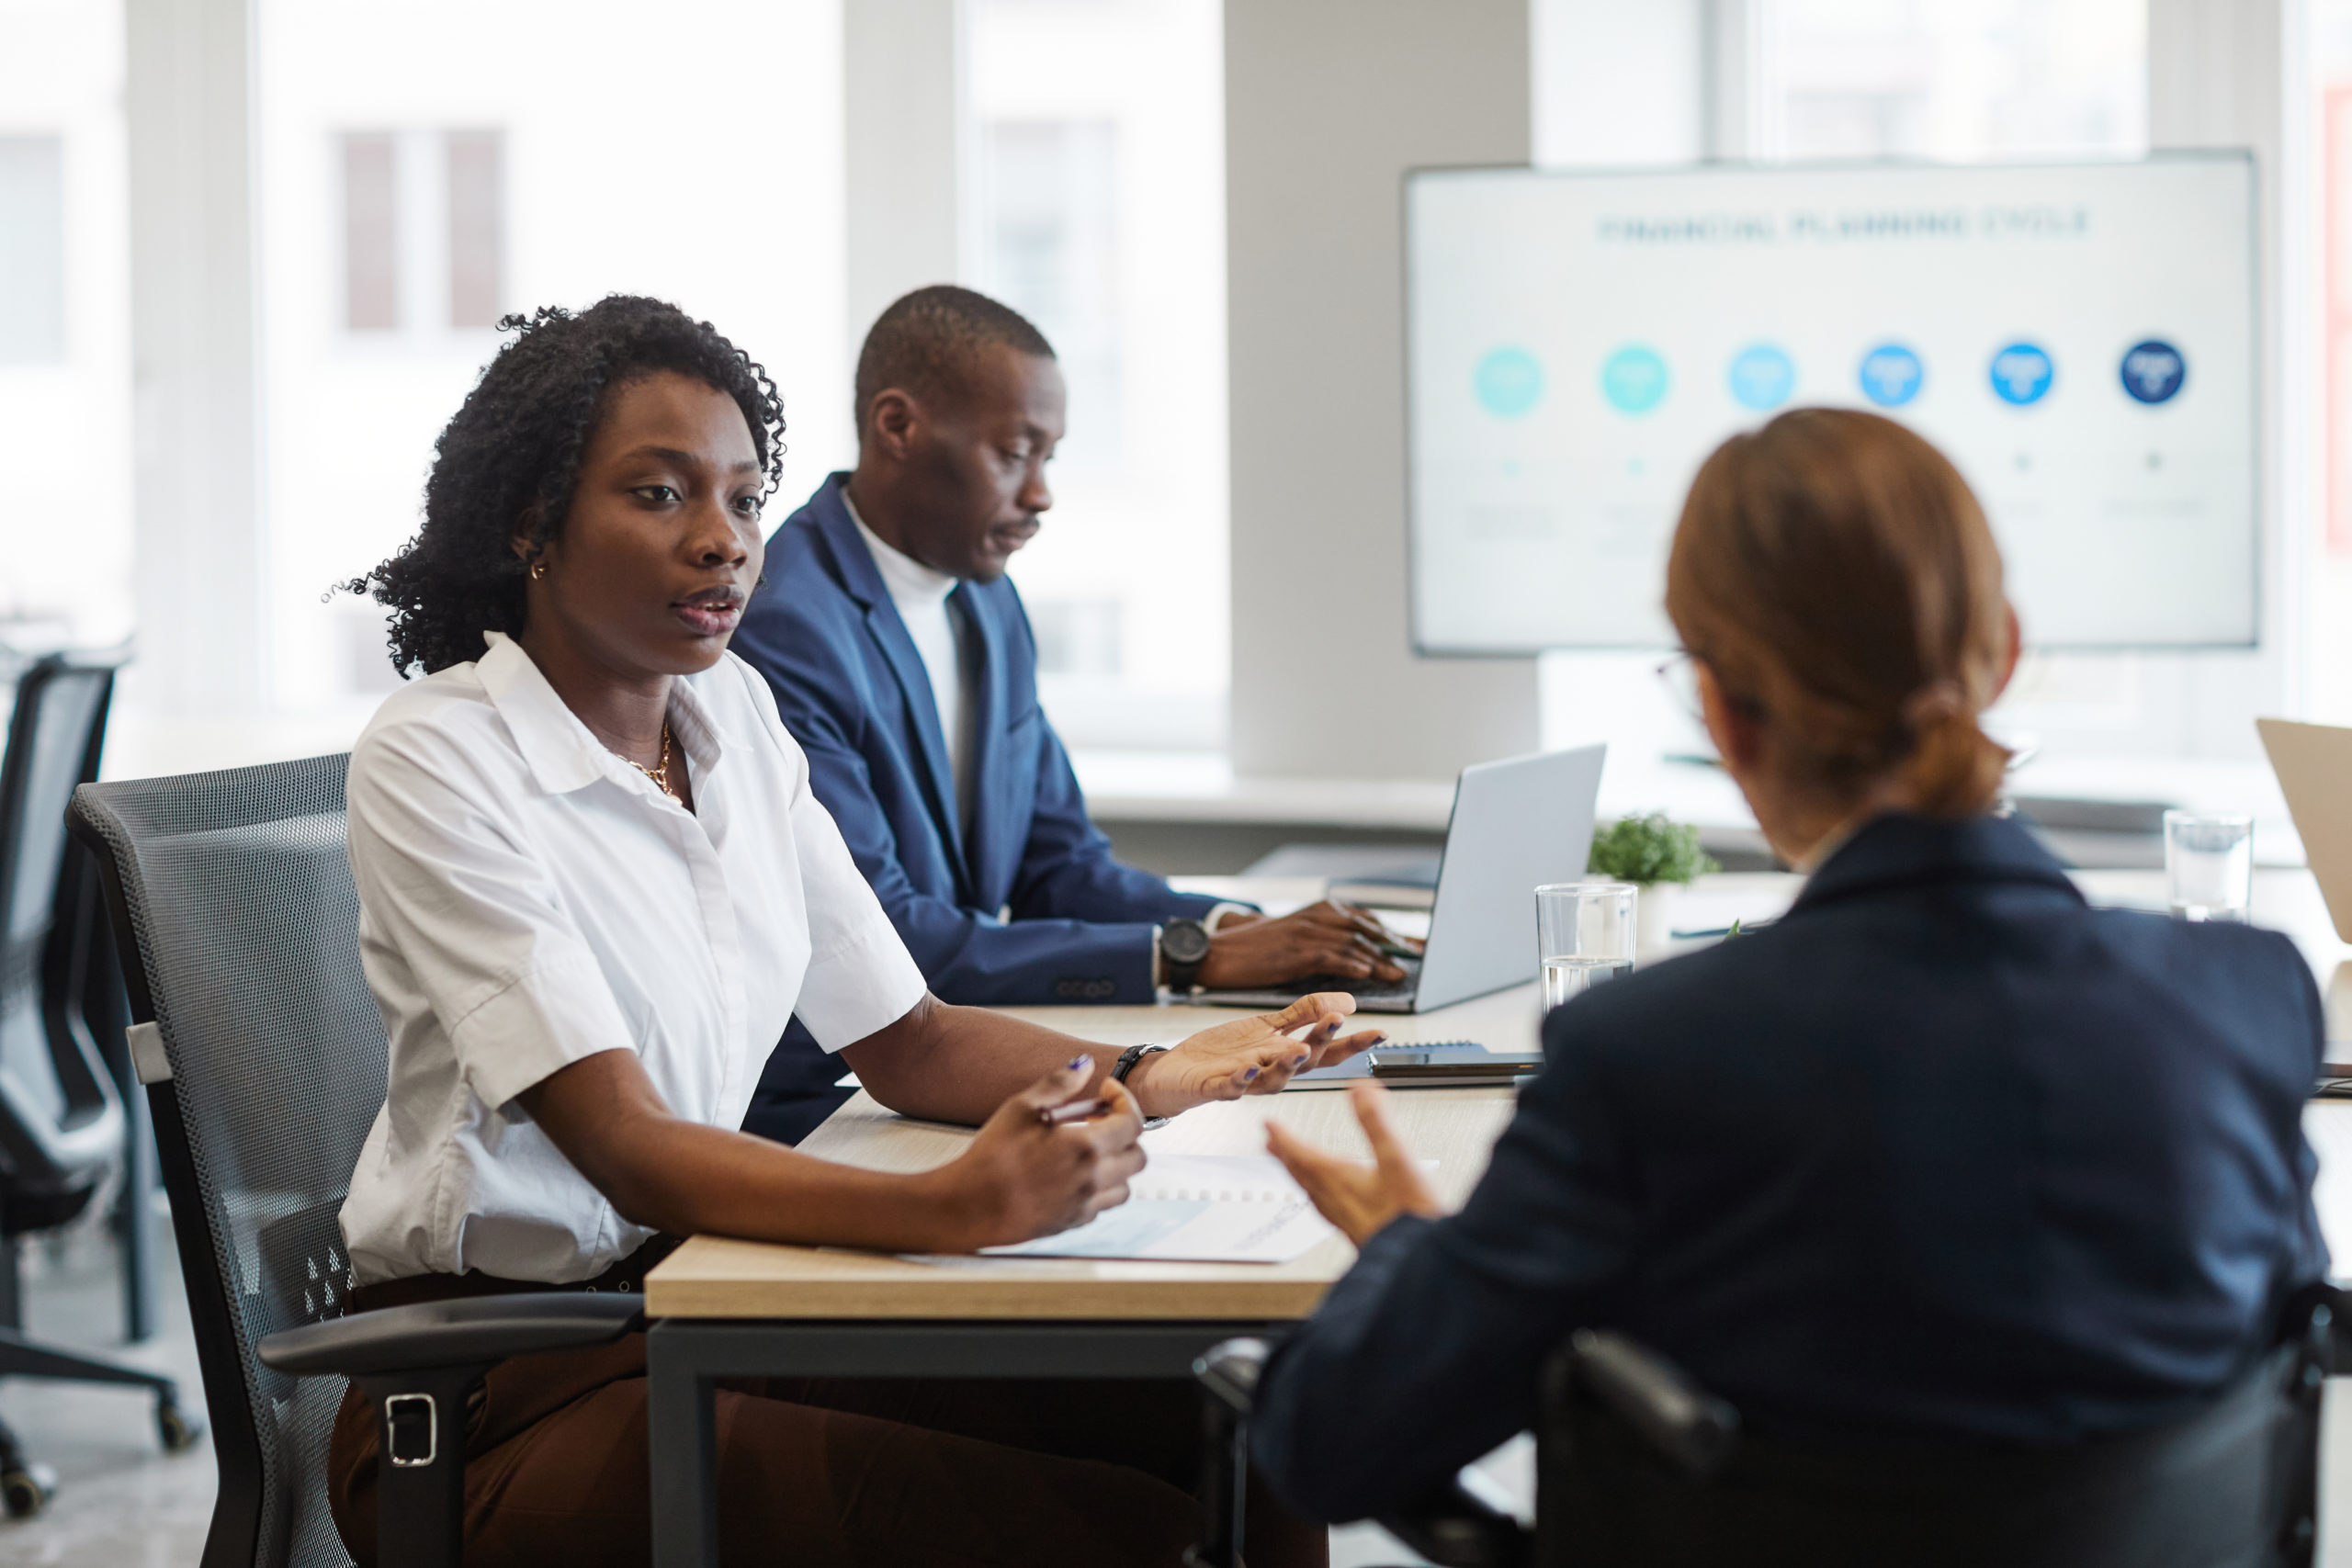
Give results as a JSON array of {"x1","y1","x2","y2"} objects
[{"x1": 327, "y1": 1331, "x2": 1324, "y2": 1568}]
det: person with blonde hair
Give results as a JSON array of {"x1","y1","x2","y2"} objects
[{"x1": 1246, "y1": 408, "x2": 2326, "y2": 1530}]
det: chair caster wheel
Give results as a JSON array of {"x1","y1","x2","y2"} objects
[
  {"x1": 2, "y1": 1461, "x2": 56, "y2": 1518},
  {"x1": 157, "y1": 1400, "x2": 204, "y2": 1452}
]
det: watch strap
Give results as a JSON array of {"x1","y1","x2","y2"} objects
[
  {"x1": 1111, "y1": 1043, "x2": 1168, "y2": 1083},
  {"x1": 1112, "y1": 1043, "x2": 1172, "y2": 1130}
]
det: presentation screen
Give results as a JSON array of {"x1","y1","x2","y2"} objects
[{"x1": 1406, "y1": 156, "x2": 2257, "y2": 652}]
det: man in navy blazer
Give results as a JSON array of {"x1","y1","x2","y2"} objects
[{"x1": 731, "y1": 287, "x2": 1408, "y2": 1141}]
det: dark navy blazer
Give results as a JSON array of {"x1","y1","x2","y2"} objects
[
  {"x1": 730, "y1": 475, "x2": 1221, "y2": 1138},
  {"x1": 1250, "y1": 813, "x2": 2328, "y2": 1523}
]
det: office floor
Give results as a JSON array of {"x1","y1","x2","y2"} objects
[
  {"x1": 0, "y1": 1213, "x2": 213, "y2": 1567},
  {"x1": 6, "y1": 1218, "x2": 2352, "y2": 1568},
  {"x1": 0, "y1": 1217, "x2": 1449, "y2": 1567}
]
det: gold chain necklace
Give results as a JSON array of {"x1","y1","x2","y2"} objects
[{"x1": 626, "y1": 723, "x2": 681, "y2": 802}]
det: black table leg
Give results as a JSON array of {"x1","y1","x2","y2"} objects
[
  {"x1": 642, "y1": 1318, "x2": 1277, "y2": 1568},
  {"x1": 649, "y1": 1324, "x2": 720, "y2": 1568}
]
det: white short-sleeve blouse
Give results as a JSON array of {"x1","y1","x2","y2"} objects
[{"x1": 337, "y1": 632, "x2": 928, "y2": 1286}]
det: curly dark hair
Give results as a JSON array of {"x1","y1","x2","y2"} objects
[{"x1": 345, "y1": 295, "x2": 785, "y2": 676}]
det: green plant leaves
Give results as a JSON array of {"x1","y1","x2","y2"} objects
[{"x1": 1587, "y1": 812, "x2": 1720, "y2": 886}]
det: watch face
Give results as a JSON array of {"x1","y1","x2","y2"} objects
[{"x1": 1163, "y1": 919, "x2": 1212, "y2": 965}]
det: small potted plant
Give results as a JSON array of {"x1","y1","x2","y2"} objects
[{"x1": 1587, "y1": 812, "x2": 1719, "y2": 959}]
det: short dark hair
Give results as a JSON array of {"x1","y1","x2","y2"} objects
[
  {"x1": 344, "y1": 295, "x2": 785, "y2": 676},
  {"x1": 854, "y1": 285, "x2": 1054, "y2": 436}
]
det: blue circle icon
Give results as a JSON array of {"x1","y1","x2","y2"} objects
[
  {"x1": 1990, "y1": 342, "x2": 2054, "y2": 406},
  {"x1": 1858, "y1": 344, "x2": 1923, "y2": 408},
  {"x1": 2120, "y1": 340, "x2": 2186, "y2": 404},
  {"x1": 1728, "y1": 344, "x2": 1795, "y2": 411},
  {"x1": 1600, "y1": 345, "x2": 1669, "y2": 414},
  {"x1": 1473, "y1": 346, "x2": 1544, "y2": 418}
]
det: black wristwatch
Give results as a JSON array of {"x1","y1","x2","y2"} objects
[
  {"x1": 1158, "y1": 918, "x2": 1211, "y2": 991},
  {"x1": 1112, "y1": 1043, "x2": 1167, "y2": 1085},
  {"x1": 1112, "y1": 1043, "x2": 1170, "y2": 1129}
]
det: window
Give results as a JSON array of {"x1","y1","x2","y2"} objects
[
  {"x1": 964, "y1": 0, "x2": 1229, "y2": 751},
  {"x1": 337, "y1": 128, "x2": 505, "y2": 335},
  {"x1": 0, "y1": 0, "x2": 131, "y2": 654},
  {"x1": 340, "y1": 133, "x2": 398, "y2": 330},
  {"x1": 260, "y1": 0, "x2": 848, "y2": 718},
  {"x1": 1030, "y1": 598, "x2": 1124, "y2": 678},
  {"x1": 0, "y1": 136, "x2": 67, "y2": 365},
  {"x1": 1764, "y1": 0, "x2": 2148, "y2": 162},
  {"x1": 982, "y1": 119, "x2": 1123, "y2": 465}
]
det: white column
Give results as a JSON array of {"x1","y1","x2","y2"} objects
[
  {"x1": 2146, "y1": 0, "x2": 2304, "y2": 751},
  {"x1": 1700, "y1": 0, "x2": 1775, "y2": 161},
  {"x1": 842, "y1": 0, "x2": 967, "y2": 354},
  {"x1": 124, "y1": 0, "x2": 266, "y2": 711},
  {"x1": 1223, "y1": 0, "x2": 1539, "y2": 779}
]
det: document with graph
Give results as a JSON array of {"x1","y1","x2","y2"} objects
[{"x1": 978, "y1": 1153, "x2": 1336, "y2": 1265}]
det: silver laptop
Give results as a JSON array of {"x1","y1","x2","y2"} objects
[
  {"x1": 2260, "y1": 718, "x2": 2352, "y2": 941},
  {"x1": 1197, "y1": 744, "x2": 1608, "y2": 1013}
]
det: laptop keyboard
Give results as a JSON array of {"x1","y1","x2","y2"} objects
[{"x1": 1275, "y1": 955, "x2": 1420, "y2": 1000}]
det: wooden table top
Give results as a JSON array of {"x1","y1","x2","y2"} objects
[
  {"x1": 644, "y1": 1077, "x2": 1519, "y2": 1321},
  {"x1": 648, "y1": 864, "x2": 2352, "y2": 1320}
]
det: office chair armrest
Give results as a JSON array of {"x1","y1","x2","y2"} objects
[
  {"x1": 1196, "y1": 1335, "x2": 1271, "y2": 1416},
  {"x1": 1555, "y1": 1328, "x2": 1740, "y2": 1479},
  {"x1": 256, "y1": 1292, "x2": 641, "y2": 1378},
  {"x1": 1189, "y1": 1336, "x2": 1527, "y2": 1568},
  {"x1": 2306, "y1": 1280, "x2": 2352, "y2": 1377}
]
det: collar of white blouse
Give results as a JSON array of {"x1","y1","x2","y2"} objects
[{"x1": 474, "y1": 631, "x2": 726, "y2": 801}]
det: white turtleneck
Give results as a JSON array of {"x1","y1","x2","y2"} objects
[{"x1": 846, "y1": 492, "x2": 977, "y2": 829}]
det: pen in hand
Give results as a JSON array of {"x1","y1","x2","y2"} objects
[{"x1": 1039, "y1": 1098, "x2": 1113, "y2": 1126}]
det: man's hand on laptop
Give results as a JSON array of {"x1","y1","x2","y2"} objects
[
  {"x1": 1196, "y1": 899, "x2": 1421, "y2": 988},
  {"x1": 1125, "y1": 994, "x2": 1387, "y2": 1116}
]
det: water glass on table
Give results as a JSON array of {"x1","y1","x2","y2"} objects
[
  {"x1": 1535, "y1": 882, "x2": 1636, "y2": 1010},
  {"x1": 2163, "y1": 809, "x2": 2252, "y2": 923}
]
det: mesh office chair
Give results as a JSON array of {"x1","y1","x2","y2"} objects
[
  {"x1": 69, "y1": 754, "x2": 636, "y2": 1568},
  {"x1": 0, "y1": 649, "x2": 198, "y2": 1517},
  {"x1": 1193, "y1": 1292, "x2": 2343, "y2": 1568}
]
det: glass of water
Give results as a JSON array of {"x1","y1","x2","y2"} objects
[
  {"x1": 1535, "y1": 882, "x2": 1637, "y2": 1011},
  {"x1": 2163, "y1": 810, "x2": 2253, "y2": 923}
]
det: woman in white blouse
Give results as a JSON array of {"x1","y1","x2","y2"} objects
[{"x1": 329, "y1": 298, "x2": 1361, "y2": 1568}]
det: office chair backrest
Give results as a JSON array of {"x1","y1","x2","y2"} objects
[
  {"x1": 0, "y1": 652, "x2": 127, "y2": 1225},
  {"x1": 72, "y1": 754, "x2": 379, "y2": 1568},
  {"x1": 1537, "y1": 1322, "x2": 2324, "y2": 1568}
]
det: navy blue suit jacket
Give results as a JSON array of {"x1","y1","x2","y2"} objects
[
  {"x1": 1251, "y1": 814, "x2": 2328, "y2": 1523},
  {"x1": 730, "y1": 475, "x2": 1221, "y2": 1138}
]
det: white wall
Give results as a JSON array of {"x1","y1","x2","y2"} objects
[
  {"x1": 1223, "y1": 0, "x2": 1539, "y2": 781},
  {"x1": 844, "y1": 0, "x2": 961, "y2": 360}
]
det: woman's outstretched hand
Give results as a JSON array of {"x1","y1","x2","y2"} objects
[
  {"x1": 923, "y1": 1056, "x2": 1147, "y2": 1250},
  {"x1": 1127, "y1": 993, "x2": 1387, "y2": 1117},
  {"x1": 1263, "y1": 1081, "x2": 1442, "y2": 1247}
]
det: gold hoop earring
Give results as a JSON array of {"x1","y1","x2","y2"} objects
[{"x1": 529, "y1": 558, "x2": 548, "y2": 581}]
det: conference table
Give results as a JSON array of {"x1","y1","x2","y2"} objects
[{"x1": 643, "y1": 864, "x2": 2352, "y2": 1567}]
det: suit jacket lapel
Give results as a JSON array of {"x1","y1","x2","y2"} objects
[{"x1": 812, "y1": 480, "x2": 967, "y2": 877}]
